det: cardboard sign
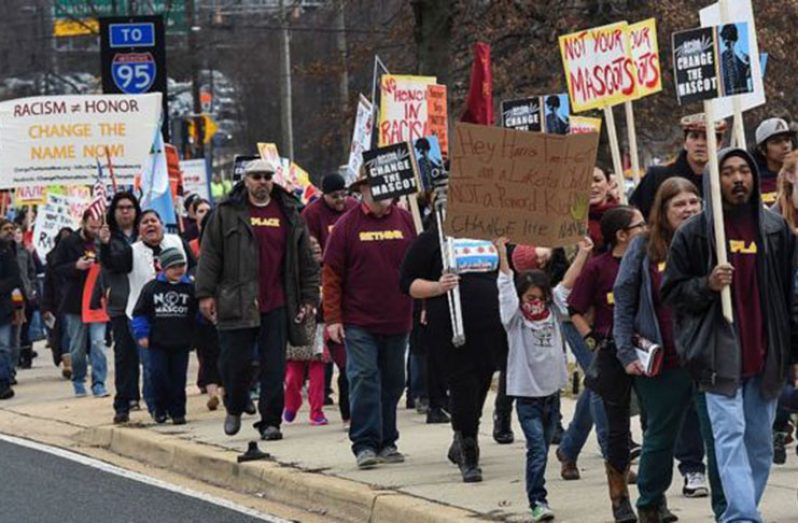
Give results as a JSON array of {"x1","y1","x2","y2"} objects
[
  {"x1": 378, "y1": 74, "x2": 437, "y2": 146},
  {"x1": 700, "y1": 0, "x2": 765, "y2": 118},
  {"x1": 180, "y1": 159, "x2": 210, "y2": 200},
  {"x1": 14, "y1": 186, "x2": 47, "y2": 206},
  {"x1": 414, "y1": 135, "x2": 445, "y2": 191},
  {"x1": 346, "y1": 94, "x2": 374, "y2": 185},
  {"x1": 33, "y1": 193, "x2": 79, "y2": 262},
  {"x1": 0, "y1": 93, "x2": 162, "y2": 188},
  {"x1": 629, "y1": 18, "x2": 662, "y2": 98},
  {"x1": 501, "y1": 98, "x2": 542, "y2": 132},
  {"x1": 672, "y1": 23, "x2": 753, "y2": 105},
  {"x1": 362, "y1": 142, "x2": 419, "y2": 201},
  {"x1": 426, "y1": 84, "x2": 449, "y2": 157},
  {"x1": 444, "y1": 123, "x2": 599, "y2": 248},
  {"x1": 559, "y1": 22, "x2": 637, "y2": 112},
  {"x1": 570, "y1": 116, "x2": 603, "y2": 135}
]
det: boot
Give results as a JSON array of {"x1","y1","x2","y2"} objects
[
  {"x1": 637, "y1": 505, "x2": 661, "y2": 523},
  {"x1": 61, "y1": 353, "x2": 72, "y2": 380},
  {"x1": 459, "y1": 436, "x2": 482, "y2": 483},
  {"x1": 605, "y1": 462, "x2": 637, "y2": 522},
  {"x1": 657, "y1": 497, "x2": 678, "y2": 523},
  {"x1": 492, "y1": 410, "x2": 514, "y2": 444},
  {"x1": 774, "y1": 431, "x2": 787, "y2": 465},
  {"x1": 448, "y1": 431, "x2": 462, "y2": 465}
]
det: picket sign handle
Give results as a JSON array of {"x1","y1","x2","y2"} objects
[
  {"x1": 407, "y1": 195, "x2": 424, "y2": 234},
  {"x1": 732, "y1": 108, "x2": 746, "y2": 149},
  {"x1": 624, "y1": 100, "x2": 641, "y2": 188},
  {"x1": 603, "y1": 104, "x2": 628, "y2": 204},
  {"x1": 703, "y1": 101, "x2": 734, "y2": 324}
]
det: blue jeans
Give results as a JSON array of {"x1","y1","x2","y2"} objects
[
  {"x1": 408, "y1": 352, "x2": 427, "y2": 401},
  {"x1": 558, "y1": 322, "x2": 609, "y2": 460},
  {"x1": 65, "y1": 314, "x2": 107, "y2": 389},
  {"x1": 0, "y1": 323, "x2": 13, "y2": 388},
  {"x1": 344, "y1": 325, "x2": 407, "y2": 455},
  {"x1": 705, "y1": 375, "x2": 777, "y2": 523},
  {"x1": 517, "y1": 394, "x2": 559, "y2": 508},
  {"x1": 148, "y1": 346, "x2": 190, "y2": 418}
]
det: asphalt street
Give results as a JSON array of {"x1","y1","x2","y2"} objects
[{"x1": 0, "y1": 438, "x2": 284, "y2": 523}]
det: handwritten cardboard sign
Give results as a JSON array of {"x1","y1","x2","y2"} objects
[
  {"x1": 629, "y1": 18, "x2": 662, "y2": 98},
  {"x1": 559, "y1": 22, "x2": 637, "y2": 112},
  {"x1": 444, "y1": 123, "x2": 599, "y2": 248},
  {"x1": 362, "y1": 142, "x2": 420, "y2": 201}
]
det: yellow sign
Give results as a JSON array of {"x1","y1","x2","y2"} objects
[
  {"x1": 629, "y1": 18, "x2": 662, "y2": 99},
  {"x1": 14, "y1": 186, "x2": 47, "y2": 206},
  {"x1": 54, "y1": 19, "x2": 99, "y2": 37},
  {"x1": 187, "y1": 114, "x2": 218, "y2": 144},
  {"x1": 570, "y1": 116, "x2": 603, "y2": 135}
]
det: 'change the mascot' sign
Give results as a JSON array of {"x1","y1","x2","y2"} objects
[
  {"x1": 559, "y1": 22, "x2": 637, "y2": 112},
  {"x1": 0, "y1": 93, "x2": 162, "y2": 189},
  {"x1": 362, "y1": 142, "x2": 419, "y2": 201}
]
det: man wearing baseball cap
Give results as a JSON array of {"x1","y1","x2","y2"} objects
[
  {"x1": 630, "y1": 114, "x2": 727, "y2": 220},
  {"x1": 322, "y1": 169, "x2": 417, "y2": 468},
  {"x1": 196, "y1": 158, "x2": 319, "y2": 441},
  {"x1": 753, "y1": 117, "x2": 795, "y2": 205}
]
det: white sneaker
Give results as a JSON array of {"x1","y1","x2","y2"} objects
[{"x1": 683, "y1": 471, "x2": 709, "y2": 498}]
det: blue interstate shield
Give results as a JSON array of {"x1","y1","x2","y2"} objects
[{"x1": 110, "y1": 52, "x2": 156, "y2": 94}]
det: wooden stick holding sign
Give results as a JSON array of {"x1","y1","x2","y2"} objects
[
  {"x1": 703, "y1": 102, "x2": 734, "y2": 323},
  {"x1": 603, "y1": 105, "x2": 628, "y2": 204},
  {"x1": 624, "y1": 100, "x2": 642, "y2": 188}
]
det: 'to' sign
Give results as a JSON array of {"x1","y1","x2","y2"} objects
[{"x1": 109, "y1": 23, "x2": 156, "y2": 48}]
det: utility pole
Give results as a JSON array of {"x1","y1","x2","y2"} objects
[
  {"x1": 187, "y1": 0, "x2": 204, "y2": 157},
  {"x1": 278, "y1": 0, "x2": 294, "y2": 160},
  {"x1": 334, "y1": 0, "x2": 349, "y2": 156}
]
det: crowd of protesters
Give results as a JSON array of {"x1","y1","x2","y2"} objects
[{"x1": 1, "y1": 112, "x2": 797, "y2": 523}]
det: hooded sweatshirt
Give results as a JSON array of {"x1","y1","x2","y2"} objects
[{"x1": 661, "y1": 147, "x2": 798, "y2": 399}]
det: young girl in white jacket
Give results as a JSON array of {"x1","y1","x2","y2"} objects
[{"x1": 495, "y1": 236, "x2": 592, "y2": 522}]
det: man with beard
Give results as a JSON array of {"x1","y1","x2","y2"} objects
[
  {"x1": 0, "y1": 219, "x2": 22, "y2": 399},
  {"x1": 52, "y1": 211, "x2": 108, "y2": 397},
  {"x1": 631, "y1": 114, "x2": 727, "y2": 220},
  {"x1": 753, "y1": 117, "x2": 795, "y2": 206},
  {"x1": 196, "y1": 159, "x2": 319, "y2": 441},
  {"x1": 662, "y1": 148, "x2": 798, "y2": 522},
  {"x1": 98, "y1": 192, "x2": 141, "y2": 423}
]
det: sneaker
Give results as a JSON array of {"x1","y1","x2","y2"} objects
[
  {"x1": 531, "y1": 501, "x2": 555, "y2": 521},
  {"x1": 377, "y1": 445, "x2": 405, "y2": 464},
  {"x1": 283, "y1": 409, "x2": 297, "y2": 423},
  {"x1": 260, "y1": 425, "x2": 283, "y2": 441},
  {"x1": 92, "y1": 384, "x2": 110, "y2": 398},
  {"x1": 556, "y1": 447, "x2": 580, "y2": 480},
  {"x1": 310, "y1": 415, "x2": 329, "y2": 426},
  {"x1": 774, "y1": 431, "x2": 788, "y2": 465},
  {"x1": 113, "y1": 412, "x2": 129, "y2": 424},
  {"x1": 129, "y1": 400, "x2": 141, "y2": 411},
  {"x1": 682, "y1": 472, "x2": 709, "y2": 498},
  {"x1": 172, "y1": 416, "x2": 187, "y2": 425},
  {"x1": 73, "y1": 382, "x2": 88, "y2": 397},
  {"x1": 426, "y1": 407, "x2": 450, "y2": 424},
  {"x1": 224, "y1": 414, "x2": 241, "y2": 436},
  {"x1": 356, "y1": 448, "x2": 379, "y2": 469}
]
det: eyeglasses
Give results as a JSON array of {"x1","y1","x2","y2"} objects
[
  {"x1": 625, "y1": 221, "x2": 647, "y2": 230},
  {"x1": 247, "y1": 173, "x2": 273, "y2": 182},
  {"x1": 117, "y1": 205, "x2": 135, "y2": 211}
]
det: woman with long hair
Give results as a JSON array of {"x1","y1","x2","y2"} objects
[
  {"x1": 613, "y1": 178, "x2": 702, "y2": 521},
  {"x1": 773, "y1": 150, "x2": 798, "y2": 231}
]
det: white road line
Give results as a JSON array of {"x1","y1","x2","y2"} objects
[{"x1": 0, "y1": 433, "x2": 292, "y2": 523}]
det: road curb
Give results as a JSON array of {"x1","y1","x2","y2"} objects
[{"x1": 76, "y1": 425, "x2": 485, "y2": 523}]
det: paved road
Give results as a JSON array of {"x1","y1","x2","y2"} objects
[{"x1": 0, "y1": 439, "x2": 284, "y2": 523}]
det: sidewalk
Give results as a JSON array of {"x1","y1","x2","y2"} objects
[{"x1": 1, "y1": 344, "x2": 796, "y2": 522}]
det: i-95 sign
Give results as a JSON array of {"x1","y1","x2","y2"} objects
[{"x1": 111, "y1": 53, "x2": 156, "y2": 94}]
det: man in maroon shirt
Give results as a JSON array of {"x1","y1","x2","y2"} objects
[
  {"x1": 323, "y1": 174, "x2": 417, "y2": 469},
  {"x1": 662, "y1": 148, "x2": 798, "y2": 522},
  {"x1": 196, "y1": 159, "x2": 319, "y2": 441}
]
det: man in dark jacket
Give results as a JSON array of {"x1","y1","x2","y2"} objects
[
  {"x1": 0, "y1": 219, "x2": 22, "y2": 399},
  {"x1": 52, "y1": 211, "x2": 108, "y2": 398},
  {"x1": 630, "y1": 114, "x2": 727, "y2": 220},
  {"x1": 662, "y1": 148, "x2": 798, "y2": 522},
  {"x1": 195, "y1": 159, "x2": 319, "y2": 440},
  {"x1": 99, "y1": 192, "x2": 141, "y2": 423}
]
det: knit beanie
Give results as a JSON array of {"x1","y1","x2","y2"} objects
[
  {"x1": 322, "y1": 173, "x2": 346, "y2": 194},
  {"x1": 159, "y1": 247, "x2": 186, "y2": 270}
]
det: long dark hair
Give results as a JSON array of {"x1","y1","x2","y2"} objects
[
  {"x1": 646, "y1": 178, "x2": 700, "y2": 263},
  {"x1": 106, "y1": 192, "x2": 141, "y2": 233},
  {"x1": 600, "y1": 205, "x2": 637, "y2": 249}
]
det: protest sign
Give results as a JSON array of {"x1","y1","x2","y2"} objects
[
  {"x1": 256, "y1": 142, "x2": 286, "y2": 185},
  {"x1": 370, "y1": 56, "x2": 390, "y2": 149},
  {"x1": 672, "y1": 24, "x2": 753, "y2": 105},
  {"x1": 543, "y1": 94, "x2": 571, "y2": 134},
  {"x1": 426, "y1": 84, "x2": 449, "y2": 157},
  {"x1": 700, "y1": 0, "x2": 764, "y2": 120},
  {"x1": 0, "y1": 93, "x2": 162, "y2": 188},
  {"x1": 33, "y1": 193, "x2": 79, "y2": 261},
  {"x1": 559, "y1": 22, "x2": 637, "y2": 113},
  {"x1": 570, "y1": 116, "x2": 603, "y2": 135},
  {"x1": 414, "y1": 135, "x2": 445, "y2": 191},
  {"x1": 362, "y1": 142, "x2": 420, "y2": 201},
  {"x1": 346, "y1": 94, "x2": 374, "y2": 185},
  {"x1": 14, "y1": 186, "x2": 47, "y2": 206},
  {"x1": 180, "y1": 159, "x2": 210, "y2": 200},
  {"x1": 500, "y1": 97, "x2": 542, "y2": 132},
  {"x1": 629, "y1": 18, "x2": 662, "y2": 98},
  {"x1": 232, "y1": 154, "x2": 259, "y2": 182},
  {"x1": 444, "y1": 123, "x2": 599, "y2": 247},
  {"x1": 378, "y1": 74, "x2": 437, "y2": 147}
]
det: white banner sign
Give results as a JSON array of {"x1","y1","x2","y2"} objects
[
  {"x1": 180, "y1": 159, "x2": 210, "y2": 201},
  {"x1": 0, "y1": 93, "x2": 162, "y2": 188},
  {"x1": 346, "y1": 94, "x2": 374, "y2": 184},
  {"x1": 33, "y1": 193, "x2": 79, "y2": 262}
]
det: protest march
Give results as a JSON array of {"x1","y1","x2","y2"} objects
[{"x1": 1, "y1": 1, "x2": 798, "y2": 522}]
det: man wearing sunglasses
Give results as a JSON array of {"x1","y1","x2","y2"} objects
[{"x1": 196, "y1": 159, "x2": 319, "y2": 441}]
